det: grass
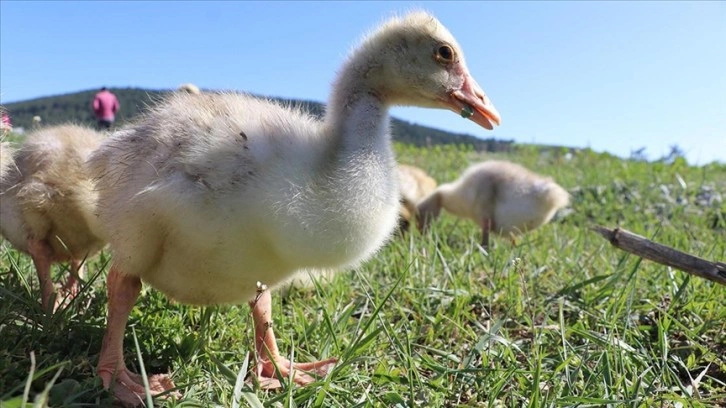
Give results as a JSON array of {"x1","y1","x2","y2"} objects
[{"x1": 1, "y1": 143, "x2": 724, "y2": 407}]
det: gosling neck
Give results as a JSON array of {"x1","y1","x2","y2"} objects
[
  {"x1": 324, "y1": 57, "x2": 391, "y2": 152},
  {"x1": 436, "y1": 182, "x2": 456, "y2": 199},
  {"x1": 435, "y1": 183, "x2": 460, "y2": 214}
]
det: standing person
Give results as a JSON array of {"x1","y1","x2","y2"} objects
[
  {"x1": 1, "y1": 111, "x2": 11, "y2": 135},
  {"x1": 92, "y1": 87, "x2": 120, "y2": 130}
]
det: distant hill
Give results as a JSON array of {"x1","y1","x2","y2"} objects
[{"x1": 3, "y1": 87, "x2": 516, "y2": 152}]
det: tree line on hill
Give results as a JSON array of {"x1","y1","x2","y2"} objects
[{"x1": 3, "y1": 87, "x2": 517, "y2": 152}]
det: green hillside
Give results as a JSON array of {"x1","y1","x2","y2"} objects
[{"x1": 3, "y1": 87, "x2": 517, "y2": 152}]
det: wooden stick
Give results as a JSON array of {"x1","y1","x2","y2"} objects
[{"x1": 592, "y1": 226, "x2": 726, "y2": 286}]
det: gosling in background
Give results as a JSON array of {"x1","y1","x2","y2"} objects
[{"x1": 417, "y1": 160, "x2": 569, "y2": 248}]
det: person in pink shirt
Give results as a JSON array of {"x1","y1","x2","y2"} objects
[
  {"x1": 1, "y1": 112, "x2": 11, "y2": 135},
  {"x1": 92, "y1": 87, "x2": 120, "y2": 130}
]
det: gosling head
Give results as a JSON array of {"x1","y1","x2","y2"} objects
[{"x1": 355, "y1": 11, "x2": 501, "y2": 130}]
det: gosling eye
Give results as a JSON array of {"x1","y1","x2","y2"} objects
[{"x1": 434, "y1": 44, "x2": 456, "y2": 64}]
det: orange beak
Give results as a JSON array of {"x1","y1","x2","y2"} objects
[{"x1": 447, "y1": 72, "x2": 501, "y2": 130}]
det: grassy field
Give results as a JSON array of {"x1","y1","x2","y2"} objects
[{"x1": 1, "y1": 143, "x2": 724, "y2": 407}]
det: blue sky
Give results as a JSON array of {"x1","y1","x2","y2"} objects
[{"x1": 2, "y1": 1, "x2": 724, "y2": 164}]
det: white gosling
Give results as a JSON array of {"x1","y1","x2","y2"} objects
[
  {"x1": 87, "y1": 11, "x2": 500, "y2": 403},
  {"x1": 417, "y1": 160, "x2": 569, "y2": 248},
  {"x1": 0, "y1": 124, "x2": 106, "y2": 311},
  {"x1": 177, "y1": 83, "x2": 201, "y2": 94},
  {"x1": 397, "y1": 164, "x2": 437, "y2": 231}
]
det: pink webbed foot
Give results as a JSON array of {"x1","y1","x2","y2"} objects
[
  {"x1": 250, "y1": 282, "x2": 338, "y2": 389},
  {"x1": 98, "y1": 366, "x2": 180, "y2": 406},
  {"x1": 53, "y1": 280, "x2": 80, "y2": 311},
  {"x1": 255, "y1": 353, "x2": 338, "y2": 389},
  {"x1": 52, "y1": 260, "x2": 86, "y2": 311},
  {"x1": 28, "y1": 238, "x2": 87, "y2": 313},
  {"x1": 97, "y1": 265, "x2": 181, "y2": 406},
  {"x1": 59, "y1": 263, "x2": 83, "y2": 298}
]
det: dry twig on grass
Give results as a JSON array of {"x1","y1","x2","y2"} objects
[{"x1": 592, "y1": 225, "x2": 726, "y2": 286}]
